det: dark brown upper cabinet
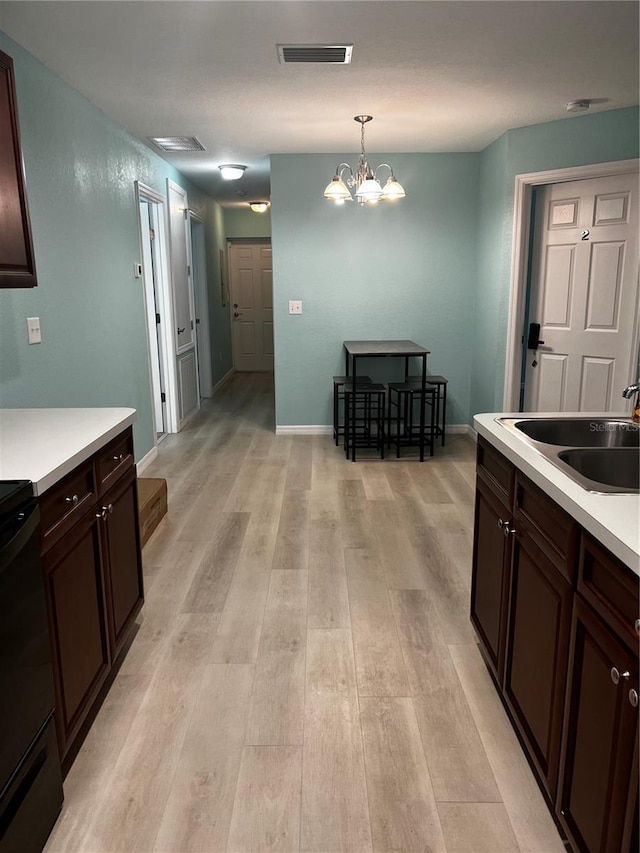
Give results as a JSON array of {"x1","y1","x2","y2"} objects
[{"x1": 0, "y1": 48, "x2": 37, "y2": 288}]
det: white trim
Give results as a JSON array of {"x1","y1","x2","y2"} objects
[
  {"x1": 504, "y1": 158, "x2": 640, "y2": 411},
  {"x1": 212, "y1": 367, "x2": 236, "y2": 395},
  {"x1": 276, "y1": 425, "x2": 333, "y2": 436},
  {"x1": 136, "y1": 445, "x2": 158, "y2": 475},
  {"x1": 275, "y1": 423, "x2": 473, "y2": 437}
]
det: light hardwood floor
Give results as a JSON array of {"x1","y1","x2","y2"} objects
[{"x1": 45, "y1": 372, "x2": 566, "y2": 853}]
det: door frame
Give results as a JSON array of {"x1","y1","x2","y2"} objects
[
  {"x1": 189, "y1": 211, "x2": 213, "y2": 397},
  {"x1": 134, "y1": 181, "x2": 179, "y2": 435},
  {"x1": 503, "y1": 158, "x2": 640, "y2": 411}
]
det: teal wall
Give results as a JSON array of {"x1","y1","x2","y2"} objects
[
  {"x1": 224, "y1": 207, "x2": 271, "y2": 239},
  {"x1": 471, "y1": 107, "x2": 639, "y2": 416},
  {"x1": 271, "y1": 153, "x2": 480, "y2": 427},
  {"x1": 0, "y1": 32, "x2": 230, "y2": 459}
]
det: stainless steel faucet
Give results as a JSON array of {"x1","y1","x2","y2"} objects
[{"x1": 622, "y1": 380, "x2": 640, "y2": 423}]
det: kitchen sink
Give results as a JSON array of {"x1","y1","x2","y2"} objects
[
  {"x1": 514, "y1": 418, "x2": 639, "y2": 448},
  {"x1": 497, "y1": 416, "x2": 640, "y2": 494},
  {"x1": 557, "y1": 448, "x2": 640, "y2": 492}
]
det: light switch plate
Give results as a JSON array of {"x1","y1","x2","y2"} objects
[
  {"x1": 27, "y1": 317, "x2": 41, "y2": 344},
  {"x1": 289, "y1": 300, "x2": 303, "y2": 315}
]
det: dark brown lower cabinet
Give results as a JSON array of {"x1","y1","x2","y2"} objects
[
  {"x1": 42, "y1": 511, "x2": 110, "y2": 755},
  {"x1": 557, "y1": 596, "x2": 639, "y2": 853},
  {"x1": 503, "y1": 528, "x2": 572, "y2": 801},
  {"x1": 472, "y1": 437, "x2": 639, "y2": 853},
  {"x1": 470, "y1": 475, "x2": 512, "y2": 683},
  {"x1": 100, "y1": 468, "x2": 144, "y2": 659},
  {"x1": 39, "y1": 428, "x2": 143, "y2": 764}
]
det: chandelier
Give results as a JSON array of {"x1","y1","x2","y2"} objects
[{"x1": 323, "y1": 115, "x2": 406, "y2": 206}]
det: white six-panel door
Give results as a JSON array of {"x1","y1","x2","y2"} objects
[
  {"x1": 229, "y1": 243, "x2": 273, "y2": 372},
  {"x1": 523, "y1": 172, "x2": 639, "y2": 412}
]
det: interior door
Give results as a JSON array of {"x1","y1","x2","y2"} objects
[
  {"x1": 167, "y1": 179, "x2": 199, "y2": 425},
  {"x1": 523, "y1": 172, "x2": 639, "y2": 412},
  {"x1": 167, "y1": 180, "x2": 196, "y2": 355},
  {"x1": 229, "y1": 243, "x2": 273, "y2": 372}
]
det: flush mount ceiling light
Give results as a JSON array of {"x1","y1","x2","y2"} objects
[
  {"x1": 219, "y1": 164, "x2": 247, "y2": 180},
  {"x1": 323, "y1": 116, "x2": 406, "y2": 206},
  {"x1": 249, "y1": 201, "x2": 269, "y2": 213}
]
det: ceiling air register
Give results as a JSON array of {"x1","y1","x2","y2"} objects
[{"x1": 323, "y1": 116, "x2": 406, "y2": 206}]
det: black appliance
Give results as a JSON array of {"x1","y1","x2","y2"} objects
[{"x1": 0, "y1": 481, "x2": 63, "y2": 853}]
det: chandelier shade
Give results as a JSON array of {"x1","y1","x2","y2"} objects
[{"x1": 323, "y1": 116, "x2": 405, "y2": 206}]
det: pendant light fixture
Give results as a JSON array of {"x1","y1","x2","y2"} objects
[{"x1": 323, "y1": 116, "x2": 406, "y2": 206}]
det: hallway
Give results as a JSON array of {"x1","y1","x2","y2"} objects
[{"x1": 45, "y1": 372, "x2": 564, "y2": 852}]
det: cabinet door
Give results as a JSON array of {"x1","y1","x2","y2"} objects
[
  {"x1": 42, "y1": 510, "x2": 110, "y2": 758},
  {"x1": 0, "y1": 49, "x2": 37, "y2": 288},
  {"x1": 100, "y1": 468, "x2": 144, "y2": 659},
  {"x1": 504, "y1": 528, "x2": 572, "y2": 800},
  {"x1": 470, "y1": 476, "x2": 512, "y2": 684},
  {"x1": 558, "y1": 596, "x2": 639, "y2": 853}
]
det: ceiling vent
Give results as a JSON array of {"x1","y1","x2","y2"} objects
[
  {"x1": 277, "y1": 44, "x2": 353, "y2": 64},
  {"x1": 148, "y1": 136, "x2": 206, "y2": 152}
]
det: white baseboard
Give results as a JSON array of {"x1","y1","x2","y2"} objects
[
  {"x1": 275, "y1": 425, "x2": 333, "y2": 436},
  {"x1": 212, "y1": 368, "x2": 235, "y2": 396},
  {"x1": 136, "y1": 445, "x2": 158, "y2": 475},
  {"x1": 275, "y1": 424, "x2": 474, "y2": 437}
]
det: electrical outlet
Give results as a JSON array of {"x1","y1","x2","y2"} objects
[
  {"x1": 27, "y1": 317, "x2": 41, "y2": 344},
  {"x1": 289, "y1": 300, "x2": 303, "y2": 315}
]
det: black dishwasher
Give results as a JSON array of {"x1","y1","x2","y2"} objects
[{"x1": 0, "y1": 481, "x2": 63, "y2": 853}]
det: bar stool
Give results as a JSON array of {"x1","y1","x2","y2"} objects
[
  {"x1": 343, "y1": 382, "x2": 386, "y2": 459},
  {"x1": 387, "y1": 382, "x2": 436, "y2": 458},
  {"x1": 408, "y1": 374, "x2": 447, "y2": 446},
  {"x1": 333, "y1": 375, "x2": 372, "y2": 446}
]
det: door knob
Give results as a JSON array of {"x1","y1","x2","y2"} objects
[
  {"x1": 234, "y1": 311, "x2": 242, "y2": 318},
  {"x1": 233, "y1": 302, "x2": 239, "y2": 308},
  {"x1": 611, "y1": 667, "x2": 631, "y2": 685}
]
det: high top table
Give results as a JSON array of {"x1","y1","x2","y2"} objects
[{"x1": 343, "y1": 340, "x2": 430, "y2": 461}]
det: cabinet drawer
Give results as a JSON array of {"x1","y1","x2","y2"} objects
[
  {"x1": 514, "y1": 473, "x2": 578, "y2": 582},
  {"x1": 40, "y1": 459, "x2": 96, "y2": 552},
  {"x1": 96, "y1": 428, "x2": 134, "y2": 495},
  {"x1": 578, "y1": 532, "x2": 640, "y2": 650},
  {"x1": 477, "y1": 436, "x2": 514, "y2": 507}
]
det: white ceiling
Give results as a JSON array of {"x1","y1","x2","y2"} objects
[{"x1": 0, "y1": 1, "x2": 637, "y2": 207}]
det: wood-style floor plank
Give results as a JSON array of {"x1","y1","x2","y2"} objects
[
  {"x1": 226, "y1": 745, "x2": 302, "y2": 853},
  {"x1": 152, "y1": 663, "x2": 255, "y2": 853},
  {"x1": 308, "y1": 517, "x2": 351, "y2": 629},
  {"x1": 346, "y1": 548, "x2": 409, "y2": 697},
  {"x1": 360, "y1": 696, "x2": 446, "y2": 852},
  {"x1": 301, "y1": 629, "x2": 373, "y2": 852},
  {"x1": 390, "y1": 589, "x2": 501, "y2": 803}
]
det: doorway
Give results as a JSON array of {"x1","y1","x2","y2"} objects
[
  {"x1": 135, "y1": 181, "x2": 177, "y2": 437},
  {"x1": 503, "y1": 159, "x2": 640, "y2": 412},
  {"x1": 522, "y1": 173, "x2": 639, "y2": 412},
  {"x1": 228, "y1": 241, "x2": 273, "y2": 372}
]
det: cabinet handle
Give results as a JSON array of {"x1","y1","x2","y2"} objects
[
  {"x1": 635, "y1": 619, "x2": 640, "y2": 637},
  {"x1": 96, "y1": 508, "x2": 107, "y2": 521},
  {"x1": 611, "y1": 667, "x2": 631, "y2": 685},
  {"x1": 112, "y1": 453, "x2": 124, "y2": 462},
  {"x1": 107, "y1": 503, "x2": 113, "y2": 514},
  {"x1": 629, "y1": 689, "x2": 639, "y2": 708},
  {"x1": 65, "y1": 494, "x2": 79, "y2": 505}
]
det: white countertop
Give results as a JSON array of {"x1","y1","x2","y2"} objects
[
  {"x1": 0, "y1": 408, "x2": 137, "y2": 495},
  {"x1": 474, "y1": 413, "x2": 640, "y2": 576}
]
